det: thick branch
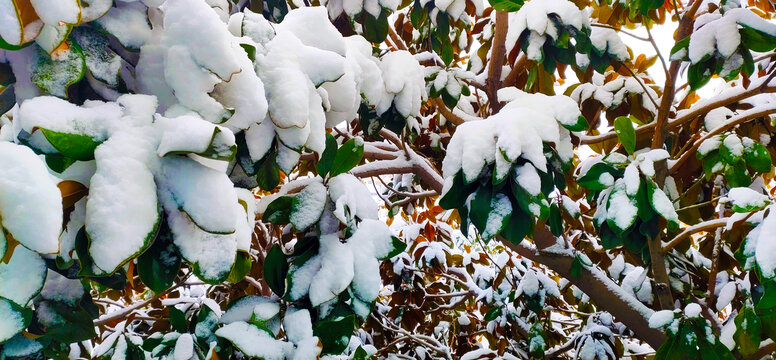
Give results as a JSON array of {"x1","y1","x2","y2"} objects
[{"x1": 486, "y1": 11, "x2": 508, "y2": 113}]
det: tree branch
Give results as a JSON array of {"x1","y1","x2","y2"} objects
[{"x1": 486, "y1": 11, "x2": 508, "y2": 113}]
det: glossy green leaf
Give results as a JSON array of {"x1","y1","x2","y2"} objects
[
  {"x1": 488, "y1": 0, "x2": 523, "y2": 12},
  {"x1": 317, "y1": 132, "x2": 337, "y2": 178},
  {"x1": 227, "y1": 251, "x2": 252, "y2": 284},
  {"x1": 39, "y1": 128, "x2": 99, "y2": 161},
  {"x1": 613, "y1": 116, "x2": 636, "y2": 155},
  {"x1": 263, "y1": 196, "x2": 293, "y2": 225},
  {"x1": 137, "y1": 221, "x2": 181, "y2": 294},
  {"x1": 264, "y1": 244, "x2": 289, "y2": 297},
  {"x1": 329, "y1": 137, "x2": 364, "y2": 177},
  {"x1": 169, "y1": 307, "x2": 188, "y2": 333},
  {"x1": 313, "y1": 314, "x2": 356, "y2": 355}
]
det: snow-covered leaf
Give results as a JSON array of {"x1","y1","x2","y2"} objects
[
  {"x1": 31, "y1": 39, "x2": 85, "y2": 98},
  {"x1": 0, "y1": 142, "x2": 62, "y2": 254},
  {"x1": 725, "y1": 187, "x2": 770, "y2": 213}
]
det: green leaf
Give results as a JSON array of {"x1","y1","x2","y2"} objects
[
  {"x1": 37, "y1": 301, "x2": 96, "y2": 344},
  {"x1": 381, "y1": 236, "x2": 407, "y2": 260},
  {"x1": 313, "y1": 314, "x2": 356, "y2": 355},
  {"x1": 576, "y1": 162, "x2": 621, "y2": 190},
  {"x1": 362, "y1": 11, "x2": 389, "y2": 43},
  {"x1": 669, "y1": 37, "x2": 690, "y2": 60},
  {"x1": 562, "y1": 115, "x2": 589, "y2": 132},
  {"x1": 264, "y1": 244, "x2": 289, "y2": 297},
  {"x1": 724, "y1": 162, "x2": 751, "y2": 188},
  {"x1": 468, "y1": 184, "x2": 492, "y2": 233},
  {"x1": 39, "y1": 129, "x2": 99, "y2": 162},
  {"x1": 527, "y1": 322, "x2": 545, "y2": 358},
  {"x1": 31, "y1": 40, "x2": 85, "y2": 98},
  {"x1": 137, "y1": 221, "x2": 181, "y2": 294},
  {"x1": 70, "y1": 27, "x2": 121, "y2": 87},
  {"x1": 353, "y1": 346, "x2": 371, "y2": 360},
  {"x1": 410, "y1": 1, "x2": 426, "y2": 28},
  {"x1": 440, "y1": 39, "x2": 454, "y2": 66},
  {"x1": 614, "y1": 116, "x2": 636, "y2": 155},
  {"x1": 744, "y1": 141, "x2": 773, "y2": 173},
  {"x1": 740, "y1": 25, "x2": 776, "y2": 53},
  {"x1": 548, "y1": 203, "x2": 563, "y2": 237},
  {"x1": 329, "y1": 137, "x2": 364, "y2": 177},
  {"x1": 440, "y1": 172, "x2": 474, "y2": 210},
  {"x1": 488, "y1": 0, "x2": 523, "y2": 12},
  {"x1": 317, "y1": 133, "x2": 338, "y2": 178},
  {"x1": 45, "y1": 153, "x2": 77, "y2": 173},
  {"x1": 501, "y1": 205, "x2": 533, "y2": 244},
  {"x1": 688, "y1": 58, "x2": 715, "y2": 91},
  {"x1": 226, "y1": 251, "x2": 252, "y2": 283},
  {"x1": 263, "y1": 196, "x2": 293, "y2": 225},
  {"x1": 169, "y1": 307, "x2": 188, "y2": 333},
  {"x1": 256, "y1": 150, "x2": 282, "y2": 191},
  {"x1": 734, "y1": 305, "x2": 762, "y2": 357}
]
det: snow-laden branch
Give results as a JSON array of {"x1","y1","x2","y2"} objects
[
  {"x1": 669, "y1": 103, "x2": 776, "y2": 172},
  {"x1": 579, "y1": 74, "x2": 776, "y2": 145},
  {"x1": 662, "y1": 218, "x2": 729, "y2": 251}
]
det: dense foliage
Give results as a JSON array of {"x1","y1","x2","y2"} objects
[{"x1": 1, "y1": 0, "x2": 776, "y2": 358}]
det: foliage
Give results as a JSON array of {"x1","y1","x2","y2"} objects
[{"x1": 1, "y1": 0, "x2": 776, "y2": 359}]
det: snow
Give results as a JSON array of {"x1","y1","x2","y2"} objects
[
  {"x1": 327, "y1": 174, "x2": 378, "y2": 224},
  {"x1": 87, "y1": 127, "x2": 159, "y2": 274},
  {"x1": 0, "y1": 0, "x2": 24, "y2": 46},
  {"x1": 649, "y1": 310, "x2": 674, "y2": 329},
  {"x1": 651, "y1": 187, "x2": 679, "y2": 225},
  {"x1": 290, "y1": 181, "x2": 327, "y2": 231},
  {"x1": 0, "y1": 246, "x2": 46, "y2": 306},
  {"x1": 716, "y1": 282, "x2": 736, "y2": 311},
  {"x1": 688, "y1": 8, "x2": 776, "y2": 64},
  {"x1": 514, "y1": 164, "x2": 541, "y2": 196},
  {"x1": 621, "y1": 266, "x2": 652, "y2": 304},
  {"x1": 443, "y1": 91, "x2": 575, "y2": 183},
  {"x1": 482, "y1": 193, "x2": 512, "y2": 239},
  {"x1": 253, "y1": 301, "x2": 281, "y2": 322},
  {"x1": 2, "y1": 334, "x2": 42, "y2": 357},
  {"x1": 162, "y1": 0, "x2": 241, "y2": 81},
  {"x1": 221, "y1": 296, "x2": 277, "y2": 324},
  {"x1": 0, "y1": 142, "x2": 62, "y2": 254},
  {"x1": 155, "y1": 114, "x2": 236, "y2": 159},
  {"x1": 173, "y1": 333, "x2": 194, "y2": 360},
  {"x1": 505, "y1": 0, "x2": 588, "y2": 60},
  {"x1": 40, "y1": 269, "x2": 83, "y2": 304},
  {"x1": 29, "y1": 0, "x2": 79, "y2": 26},
  {"x1": 684, "y1": 303, "x2": 702, "y2": 318},
  {"x1": 704, "y1": 107, "x2": 734, "y2": 131},
  {"x1": 590, "y1": 27, "x2": 630, "y2": 62},
  {"x1": 623, "y1": 163, "x2": 640, "y2": 196},
  {"x1": 0, "y1": 298, "x2": 25, "y2": 342},
  {"x1": 18, "y1": 96, "x2": 121, "y2": 141},
  {"x1": 165, "y1": 203, "x2": 238, "y2": 282},
  {"x1": 215, "y1": 321, "x2": 293, "y2": 360},
  {"x1": 349, "y1": 224, "x2": 389, "y2": 302},
  {"x1": 309, "y1": 234, "x2": 354, "y2": 306},
  {"x1": 724, "y1": 187, "x2": 770, "y2": 211},
  {"x1": 723, "y1": 134, "x2": 743, "y2": 158},
  {"x1": 156, "y1": 156, "x2": 238, "y2": 234},
  {"x1": 754, "y1": 206, "x2": 776, "y2": 278},
  {"x1": 519, "y1": 270, "x2": 539, "y2": 297},
  {"x1": 606, "y1": 179, "x2": 638, "y2": 232},
  {"x1": 96, "y1": 1, "x2": 152, "y2": 49},
  {"x1": 377, "y1": 51, "x2": 425, "y2": 118},
  {"x1": 283, "y1": 308, "x2": 314, "y2": 343}
]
